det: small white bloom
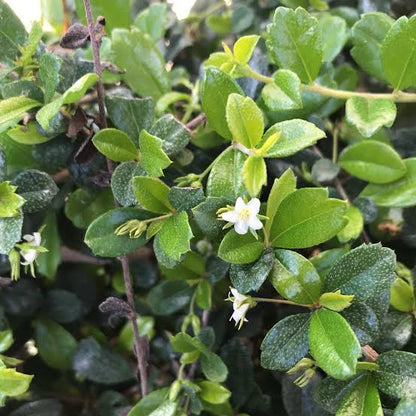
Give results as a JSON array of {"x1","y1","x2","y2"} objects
[
  {"x1": 221, "y1": 197, "x2": 263, "y2": 235},
  {"x1": 20, "y1": 232, "x2": 41, "y2": 266},
  {"x1": 228, "y1": 288, "x2": 250, "y2": 329}
]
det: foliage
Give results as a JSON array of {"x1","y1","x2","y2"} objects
[{"x1": 1, "y1": 0, "x2": 416, "y2": 415}]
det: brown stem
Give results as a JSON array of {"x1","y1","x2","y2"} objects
[
  {"x1": 362, "y1": 345, "x2": 379, "y2": 362},
  {"x1": 61, "y1": 246, "x2": 111, "y2": 265},
  {"x1": 185, "y1": 113, "x2": 206, "y2": 130},
  {"x1": 119, "y1": 256, "x2": 149, "y2": 396},
  {"x1": 82, "y1": 0, "x2": 149, "y2": 396}
]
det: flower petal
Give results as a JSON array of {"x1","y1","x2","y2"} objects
[
  {"x1": 23, "y1": 234, "x2": 34, "y2": 243},
  {"x1": 235, "y1": 197, "x2": 246, "y2": 212},
  {"x1": 247, "y1": 198, "x2": 260, "y2": 214},
  {"x1": 221, "y1": 210, "x2": 238, "y2": 223},
  {"x1": 20, "y1": 249, "x2": 37, "y2": 265},
  {"x1": 234, "y1": 221, "x2": 249, "y2": 235},
  {"x1": 248, "y1": 215, "x2": 263, "y2": 230},
  {"x1": 33, "y1": 232, "x2": 41, "y2": 246}
]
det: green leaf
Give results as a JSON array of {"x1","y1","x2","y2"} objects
[
  {"x1": 265, "y1": 168, "x2": 296, "y2": 234},
  {"x1": 262, "y1": 70, "x2": 303, "y2": 112},
  {"x1": 390, "y1": 278, "x2": 414, "y2": 313},
  {"x1": 233, "y1": 35, "x2": 260, "y2": 64},
  {"x1": 337, "y1": 205, "x2": 364, "y2": 243},
  {"x1": 133, "y1": 3, "x2": 168, "y2": 42},
  {"x1": 155, "y1": 92, "x2": 191, "y2": 116},
  {"x1": 0, "y1": 329, "x2": 13, "y2": 353},
  {"x1": 198, "y1": 381, "x2": 231, "y2": 405},
  {"x1": 320, "y1": 291, "x2": 354, "y2": 312},
  {"x1": 154, "y1": 212, "x2": 193, "y2": 263},
  {"x1": 270, "y1": 188, "x2": 348, "y2": 249},
  {"x1": 318, "y1": 15, "x2": 347, "y2": 63},
  {"x1": 260, "y1": 313, "x2": 310, "y2": 371},
  {"x1": 13, "y1": 169, "x2": 58, "y2": 213},
  {"x1": 0, "y1": 1, "x2": 27, "y2": 64},
  {"x1": 351, "y1": 12, "x2": 394, "y2": 82},
  {"x1": 7, "y1": 122, "x2": 51, "y2": 145},
  {"x1": 394, "y1": 397, "x2": 416, "y2": 416},
  {"x1": 259, "y1": 119, "x2": 326, "y2": 158},
  {"x1": 38, "y1": 53, "x2": 61, "y2": 103},
  {"x1": 270, "y1": 249, "x2": 322, "y2": 304},
  {"x1": 361, "y1": 158, "x2": 416, "y2": 208},
  {"x1": 196, "y1": 280, "x2": 212, "y2": 310},
  {"x1": 65, "y1": 188, "x2": 114, "y2": 229},
  {"x1": 74, "y1": 0, "x2": 130, "y2": 32},
  {"x1": 139, "y1": 130, "x2": 171, "y2": 177},
  {"x1": 148, "y1": 402, "x2": 177, "y2": 416},
  {"x1": 381, "y1": 15, "x2": 416, "y2": 90},
  {"x1": 206, "y1": 14, "x2": 231, "y2": 35},
  {"x1": 309, "y1": 309, "x2": 361, "y2": 380},
  {"x1": 339, "y1": 141, "x2": 406, "y2": 184},
  {"x1": 0, "y1": 97, "x2": 41, "y2": 134},
  {"x1": 0, "y1": 214, "x2": 22, "y2": 254},
  {"x1": 37, "y1": 212, "x2": 60, "y2": 280},
  {"x1": 345, "y1": 97, "x2": 397, "y2": 138},
  {"x1": 242, "y1": 156, "x2": 267, "y2": 197},
  {"x1": 34, "y1": 318, "x2": 77, "y2": 370},
  {"x1": 105, "y1": 96, "x2": 154, "y2": 146},
  {"x1": 73, "y1": 337, "x2": 134, "y2": 384},
  {"x1": 92, "y1": 128, "x2": 138, "y2": 162},
  {"x1": 193, "y1": 197, "x2": 229, "y2": 240},
  {"x1": 206, "y1": 148, "x2": 246, "y2": 199},
  {"x1": 218, "y1": 230, "x2": 263, "y2": 265},
  {"x1": 0, "y1": 181, "x2": 24, "y2": 217},
  {"x1": 127, "y1": 388, "x2": 169, "y2": 416},
  {"x1": 36, "y1": 73, "x2": 99, "y2": 130},
  {"x1": 201, "y1": 67, "x2": 244, "y2": 140},
  {"x1": 266, "y1": 7, "x2": 322, "y2": 83},
  {"x1": 111, "y1": 162, "x2": 145, "y2": 207},
  {"x1": 374, "y1": 351, "x2": 416, "y2": 399},
  {"x1": 85, "y1": 207, "x2": 153, "y2": 257},
  {"x1": 323, "y1": 243, "x2": 396, "y2": 307},
  {"x1": 147, "y1": 281, "x2": 193, "y2": 315},
  {"x1": 132, "y1": 176, "x2": 173, "y2": 214},
  {"x1": 226, "y1": 94, "x2": 264, "y2": 148},
  {"x1": 336, "y1": 374, "x2": 383, "y2": 416},
  {"x1": 20, "y1": 21, "x2": 42, "y2": 66},
  {"x1": 168, "y1": 187, "x2": 205, "y2": 212},
  {"x1": 112, "y1": 29, "x2": 170, "y2": 100},
  {"x1": 0, "y1": 368, "x2": 32, "y2": 397},
  {"x1": 230, "y1": 248, "x2": 274, "y2": 294}
]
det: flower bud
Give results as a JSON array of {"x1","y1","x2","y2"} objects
[
  {"x1": 8, "y1": 249, "x2": 20, "y2": 281},
  {"x1": 287, "y1": 358, "x2": 315, "y2": 374}
]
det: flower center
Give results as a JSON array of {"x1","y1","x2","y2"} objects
[{"x1": 237, "y1": 207, "x2": 251, "y2": 222}]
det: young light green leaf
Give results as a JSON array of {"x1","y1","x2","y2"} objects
[
  {"x1": 351, "y1": 12, "x2": 394, "y2": 82},
  {"x1": 154, "y1": 212, "x2": 193, "y2": 263},
  {"x1": 390, "y1": 278, "x2": 414, "y2": 313},
  {"x1": 132, "y1": 176, "x2": 173, "y2": 214},
  {"x1": 266, "y1": 7, "x2": 322, "y2": 83},
  {"x1": 258, "y1": 119, "x2": 326, "y2": 158},
  {"x1": 92, "y1": 128, "x2": 138, "y2": 162},
  {"x1": 233, "y1": 35, "x2": 260, "y2": 64},
  {"x1": 242, "y1": 156, "x2": 267, "y2": 197},
  {"x1": 318, "y1": 15, "x2": 347, "y2": 63},
  {"x1": 337, "y1": 205, "x2": 364, "y2": 243},
  {"x1": 39, "y1": 53, "x2": 61, "y2": 103},
  {"x1": 112, "y1": 29, "x2": 170, "y2": 100},
  {"x1": 309, "y1": 309, "x2": 361, "y2": 380},
  {"x1": 381, "y1": 15, "x2": 416, "y2": 91},
  {"x1": 339, "y1": 141, "x2": 406, "y2": 184},
  {"x1": 218, "y1": 230, "x2": 264, "y2": 264},
  {"x1": 265, "y1": 168, "x2": 297, "y2": 234},
  {"x1": 0, "y1": 181, "x2": 25, "y2": 217},
  {"x1": 20, "y1": 21, "x2": 42, "y2": 66},
  {"x1": 262, "y1": 69, "x2": 302, "y2": 112},
  {"x1": 345, "y1": 97, "x2": 397, "y2": 138},
  {"x1": 7, "y1": 122, "x2": 52, "y2": 145},
  {"x1": 198, "y1": 381, "x2": 231, "y2": 404},
  {"x1": 336, "y1": 374, "x2": 383, "y2": 416},
  {"x1": 201, "y1": 67, "x2": 244, "y2": 140},
  {"x1": 361, "y1": 158, "x2": 416, "y2": 208},
  {"x1": 226, "y1": 93, "x2": 264, "y2": 149},
  {"x1": 139, "y1": 130, "x2": 171, "y2": 177},
  {"x1": 270, "y1": 188, "x2": 347, "y2": 249},
  {"x1": 0, "y1": 368, "x2": 32, "y2": 397},
  {"x1": 270, "y1": 249, "x2": 322, "y2": 304},
  {"x1": 133, "y1": 3, "x2": 168, "y2": 42},
  {"x1": 319, "y1": 290, "x2": 354, "y2": 312},
  {"x1": 0, "y1": 97, "x2": 41, "y2": 134}
]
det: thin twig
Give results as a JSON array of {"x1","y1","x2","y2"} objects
[
  {"x1": 82, "y1": 0, "x2": 149, "y2": 396},
  {"x1": 185, "y1": 113, "x2": 206, "y2": 130},
  {"x1": 362, "y1": 345, "x2": 379, "y2": 362},
  {"x1": 61, "y1": 246, "x2": 111, "y2": 265}
]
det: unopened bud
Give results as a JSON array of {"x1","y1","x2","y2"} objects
[
  {"x1": 287, "y1": 358, "x2": 315, "y2": 374},
  {"x1": 115, "y1": 220, "x2": 147, "y2": 239},
  {"x1": 294, "y1": 368, "x2": 316, "y2": 388},
  {"x1": 8, "y1": 249, "x2": 20, "y2": 281}
]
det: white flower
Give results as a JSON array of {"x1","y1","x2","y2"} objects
[
  {"x1": 228, "y1": 288, "x2": 250, "y2": 329},
  {"x1": 221, "y1": 197, "x2": 263, "y2": 235},
  {"x1": 20, "y1": 232, "x2": 41, "y2": 266}
]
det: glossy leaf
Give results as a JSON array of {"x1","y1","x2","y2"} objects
[
  {"x1": 201, "y1": 67, "x2": 244, "y2": 140},
  {"x1": 270, "y1": 249, "x2": 322, "y2": 304},
  {"x1": 147, "y1": 281, "x2": 193, "y2": 315},
  {"x1": 339, "y1": 141, "x2": 406, "y2": 184},
  {"x1": 319, "y1": 291, "x2": 354, "y2": 312},
  {"x1": 0, "y1": 368, "x2": 32, "y2": 397},
  {"x1": 242, "y1": 156, "x2": 267, "y2": 197},
  {"x1": 93, "y1": 128, "x2": 138, "y2": 162},
  {"x1": 139, "y1": 130, "x2": 171, "y2": 177},
  {"x1": 266, "y1": 7, "x2": 322, "y2": 83},
  {"x1": 218, "y1": 230, "x2": 264, "y2": 264},
  {"x1": 226, "y1": 94, "x2": 264, "y2": 148},
  {"x1": 198, "y1": 381, "x2": 231, "y2": 404},
  {"x1": 262, "y1": 70, "x2": 302, "y2": 112},
  {"x1": 261, "y1": 313, "x2": 310, "y2": 371},
  {"x1": 270, "y1": 188, "x2": 348, "y2": 249},
  {"x1": 0, "y1": 181, "x2": 25, "y2": 217},
  {"x1": 337, "y1": 205, "x2": 364, "y2": 243},
  {"x1": 233, "y1": 35, "x2": 260, "y2": 64},
  {"x1": 390, "y1": 278, "x2": 414, "y2": 312},
  {"x1": 345, "y1": 97, "x2": 397, "y2": 138},
  {"x1": 0, "y1": 97, "x2": 41, "y2": 134},
  {"x1": 309, "y1": 309, "x2": 361, "y2": 380},
  {"x1": 318, "y1": 15, "x2": 347, "y2": 63},
  {"x1": 0, "y1": 214, "x2": 23, "y2": 254},
  {"x1": 132, "y1": 176, "x2": 173, "y2": 214},
  {"x1": 111, "y1": 162, "x2": 145, "y2": 207},
  {"x1": 7, "y1": 122, "x2": 51, "y2": 145}
]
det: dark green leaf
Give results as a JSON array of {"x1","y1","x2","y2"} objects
[
  {"x1": 394, "y1": 397, "x2": 416, "y2": 416},
  {"x1": 168, "y1": 187, "x2": 205, "y2": 212},
  {"x1": 37, "y1": 212, "x2": 60, "y2": 280},
  {"x1": 218, "y1": 230, "x2": 264, "y2": 264},
  {"x1": 193, "y1": 197, "x2": 230, "y2": 240},
  {"x1": 127, "y1": 388, "x2": 169, "y2": 416},
  {"x1": 0, "y1": 214, "x2": 23, "y2": 254},
  {"x1": 147, "y1": 281, "x2": 193, "y2": 315},
  {"x1": 111, "y1": 162, "x2": 145, "y2": 207},
  {"x1": 45, "y1": 289, "x2": 83, "y2": 324}
]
